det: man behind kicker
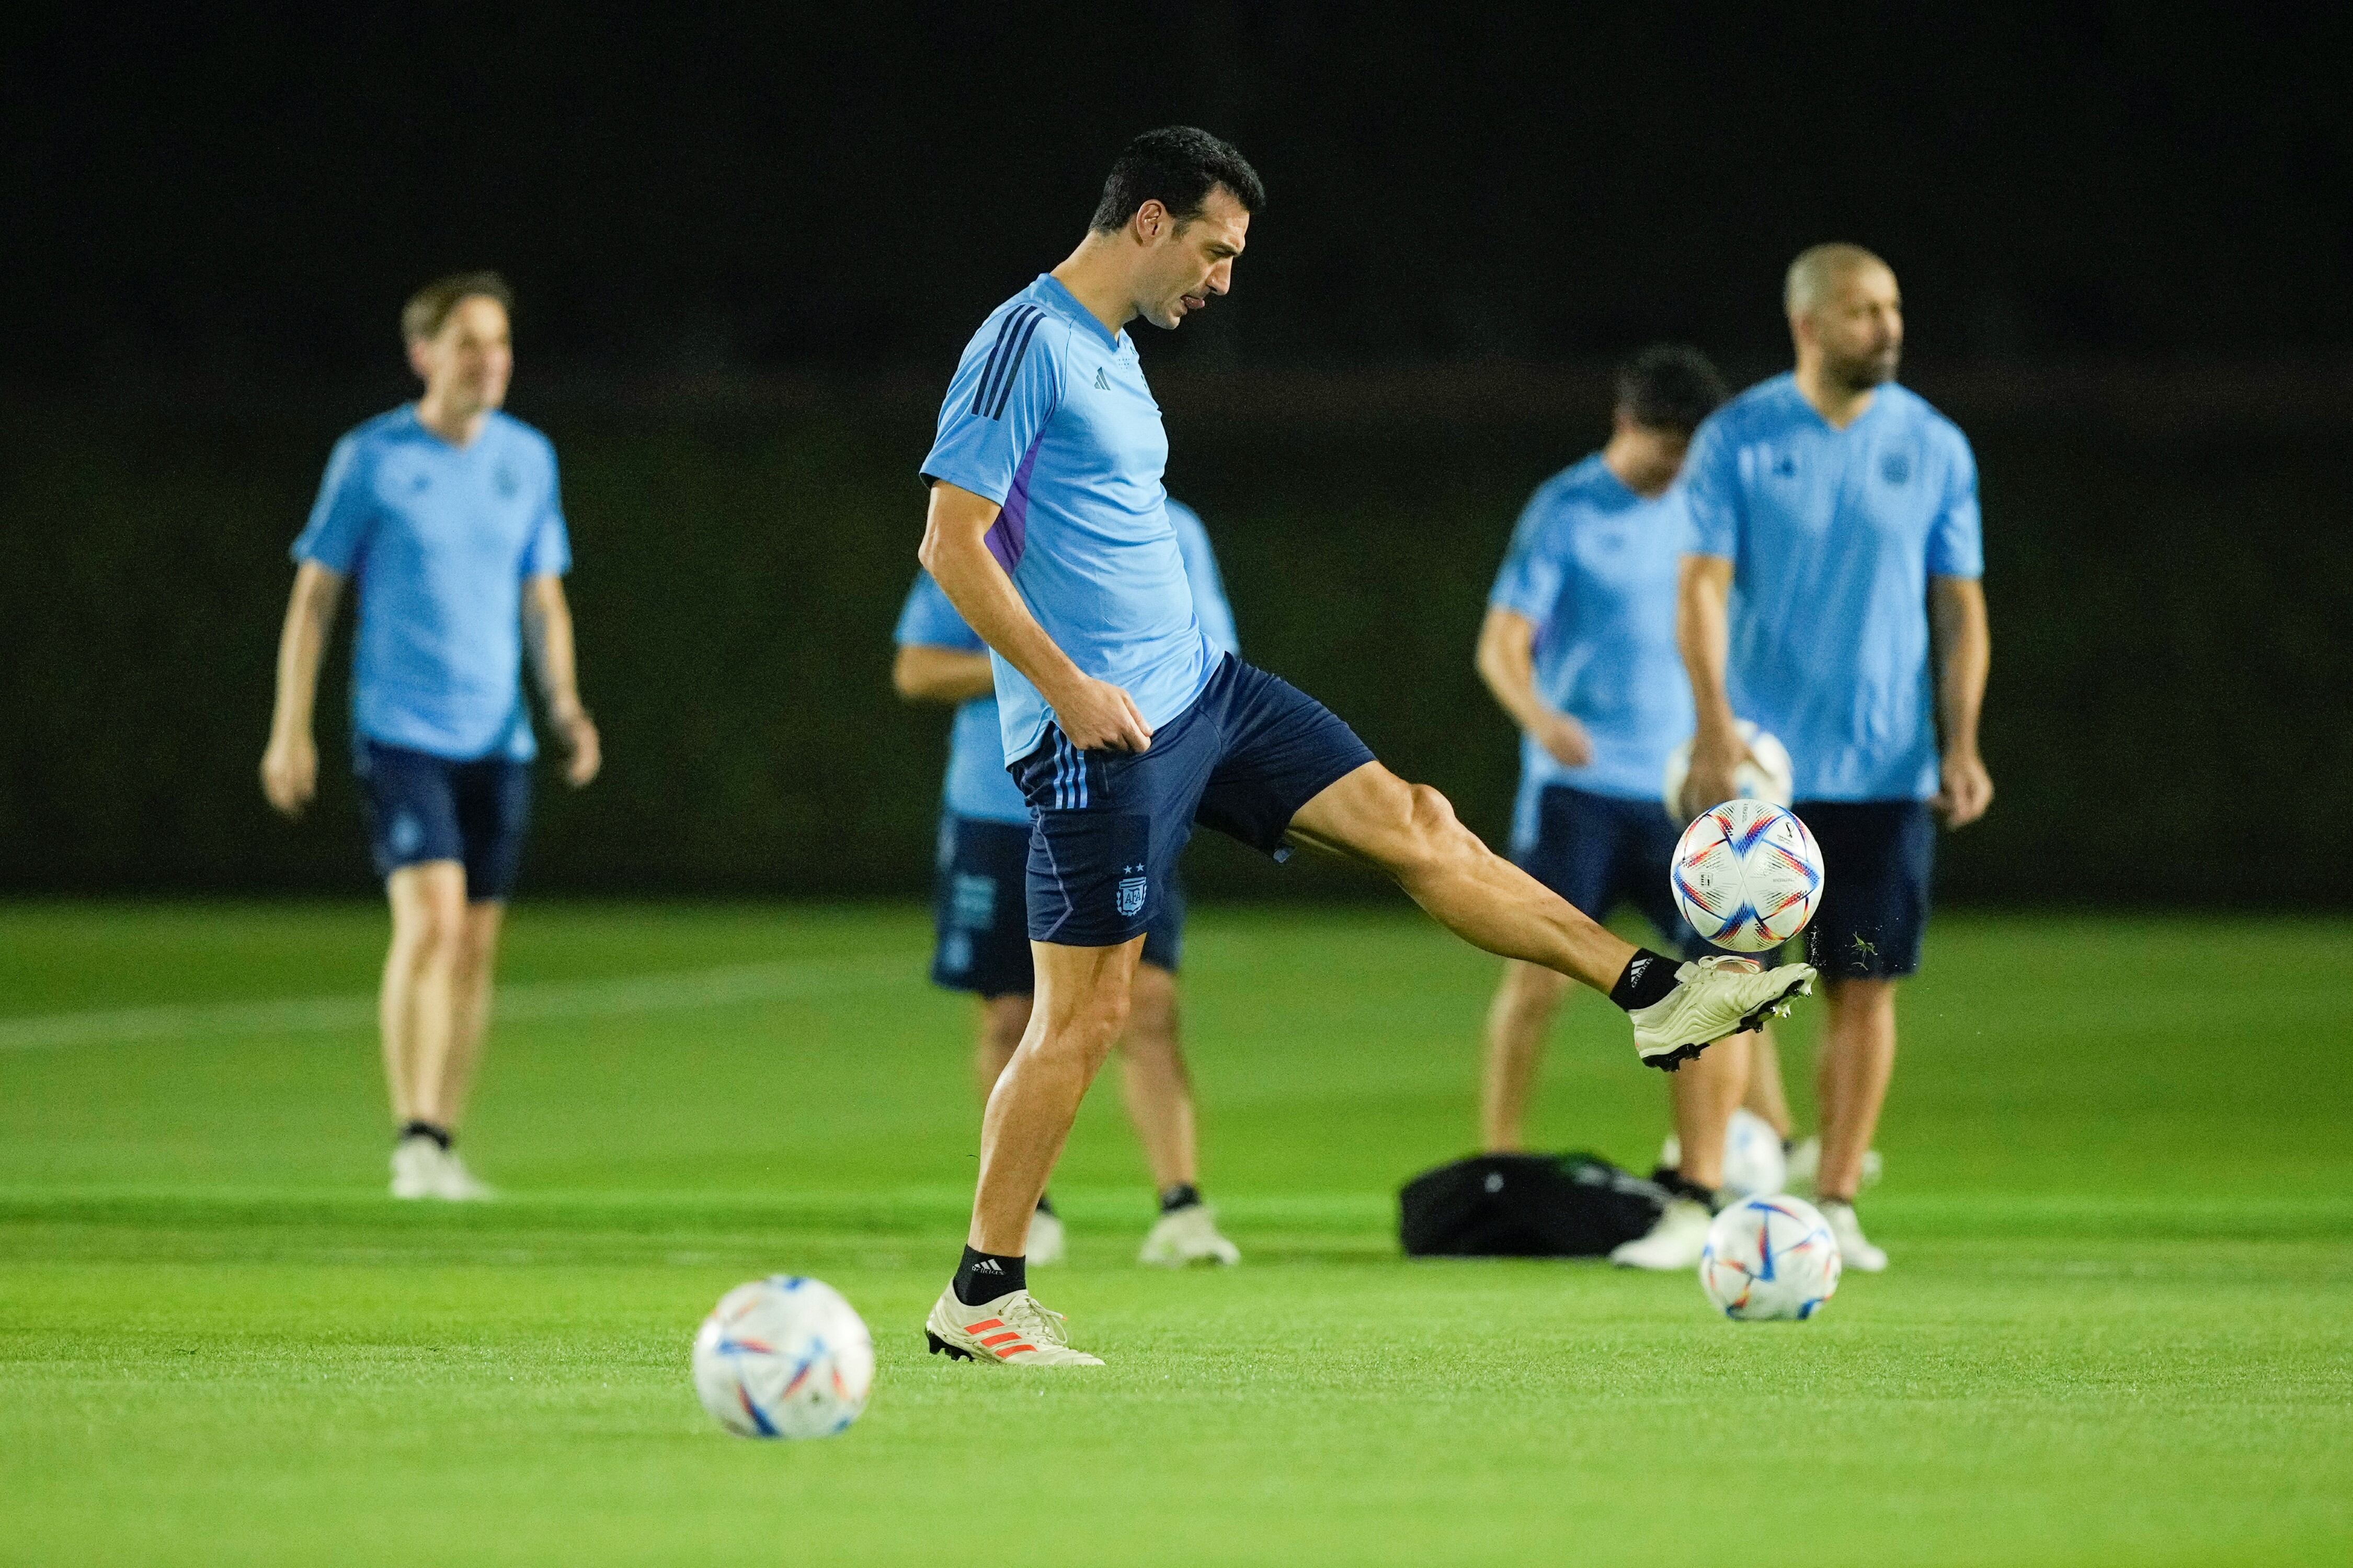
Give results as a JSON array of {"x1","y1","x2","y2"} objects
[
  {"x1": 1678, "y1": 243, "x2": 1994, "y2": 1272},
  {"x1": 1472, "y1": 344, "x2": 1770, "y2": 1271},
  {"x1": 261, "y1": 272, "x2": 601, "y2": 1201},
  {"x1": 913, "y1": 127, "x2": 1813, "y2": 1368},
  {"x1": 893, "y1": 496, "x2": 1243, "y2": 1268}
]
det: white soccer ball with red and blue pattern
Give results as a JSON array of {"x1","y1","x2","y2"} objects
[
  {"x1": 1698, "y1": 1195, "x2": 1843, "y2": 1321},
  {"x1": 1670, "y1": 798, "x2": 1824, "y2": 953},
  {"x1": 692, "y1": 1276, "x2": 874, "y2": 1439}
]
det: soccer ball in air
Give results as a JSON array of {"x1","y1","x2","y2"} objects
[
  {"x1": 1698, "y1": 1195, "x2": 1843, "y2": 1321},
  {"x1": 1670, "y1": 799, "x2": 1824, "y2": 953},
  {"x1": 1662, "y1": 720, "x2": 1795, "y2": 818},
  {"x1": 1659, "y1": 1107, "x2": 1789, "y2": 1201},
  {"x1": 692, "y1": 1276, "x2": 874, "y2": 1439}
]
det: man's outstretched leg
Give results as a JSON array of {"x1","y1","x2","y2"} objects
[
  {"x1": 1287, "y1": 763, "x2": 1813, "y2": 1066},
  {"x1": 925, "y1": 937, "x2": 1140, "y2": 1366}
]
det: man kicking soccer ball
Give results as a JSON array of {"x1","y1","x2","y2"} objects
[
  {"x1": 1678, "y1": 243, "x2": 1994, "y2": 1272},
  {"x1": 893, "y1": 495, "x2": 1243, "y2": 1268},
  {"x1": 916, "y1": 128, "x2": 1812, "y2": 1367},
  {"x1": 1471, "y1": 344, "x2": 1774, "y2": 1271},
  {"x1": 261, "y1": 272, "x2": 600, "y2": 1201}
]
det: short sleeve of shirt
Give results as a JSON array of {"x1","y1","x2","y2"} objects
[
  {"x1": 1487, "y1": 487, "x2": 1567, "y2": 624},
  {"x1": 520, "y1": 438, "x2": 572, "y2": 578},
  {"x1": 291, "y1": 433, "x2": 373, "y2": 571},
  {"x1": 1678, "y1": 416, "x2": 1741, "y2": 562},
  {"x1": 893, "y1": 573, "x2": 986, "y2": 653},
  {"x1": 920, "y1": 311, "x2": 1066, "y2": 503},
  {"x1": 1926, "y1": 430, "x2": 1983, "y2": 579}
]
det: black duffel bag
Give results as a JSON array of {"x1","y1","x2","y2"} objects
[{"x1": 1399, "y1": 1152, "x2": 1665, "y2": 1257}]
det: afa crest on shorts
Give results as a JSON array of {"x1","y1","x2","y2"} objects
[{"x1": 1116, "y1": 874, "x2": 1148, "y2": 917}]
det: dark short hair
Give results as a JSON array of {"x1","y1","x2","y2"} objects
[
  {"x1": 1088, "y1": 127, "x2": 1265, "y2": 233},
  {"x1": 1614, "y1": 344, "x2": 1727, "y2": 434},
  {"x1": 401, "y1": 270, "x2": 513, "y2": 344}
]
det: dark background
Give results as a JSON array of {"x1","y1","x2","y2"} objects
[{"x1": 5, "y1": 4, "x2": 2350, "y2": 902}]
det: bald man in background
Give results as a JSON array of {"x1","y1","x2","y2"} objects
[{"x1": 1677, "y1": 244, "x2": 1993, "y2": 1272}]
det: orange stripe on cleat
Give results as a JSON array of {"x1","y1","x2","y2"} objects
[
  {"x1": 963, "y1": 1319, "x2": 1004, "y2": 1333},
  {"x1": 978, "y1": 1331, "x2": 1023, "y2": 1347},
  {"x1": 991, "y1": 1343, "x2": 1035, "y2": 1359}
]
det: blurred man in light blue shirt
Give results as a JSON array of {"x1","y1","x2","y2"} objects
[
  {"x1": 1472, "y1": 346, "x2": 1769, "y2": 1271},
  {"x1": 1679, "y1": 244, "x2": 1994, "y2": 1271},
  {"x1": 893, "y1": 499, "x2": 1240, "y2": 1268},
  {"x1": 261, "y1": 272, "x2": 602, "y2": 1204}
]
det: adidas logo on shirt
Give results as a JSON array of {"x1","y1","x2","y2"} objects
[{"x1": 1093, "y1": 367, "x2": 1112, "y2": 391}]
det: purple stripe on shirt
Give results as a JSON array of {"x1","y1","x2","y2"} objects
[{"x1": 984, "y1": 431, "x2": 1046, "y2": 574}]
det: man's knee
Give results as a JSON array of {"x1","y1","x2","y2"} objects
[
  {"x1": 391, "y1": 886, "x2": 466, "y2": 967},
  {"x1": 1121, "y1": 964, "x2": 1181, "y2": 1058},
  {"x1": 1825, "y1": 976, "x2": 1899, "y2": 1019},
  {"x1": 1494, "y1": 959, "x2": 1569, "y2": 1024},
  {"x1": 1385, "y1": 780, "x2": 1477, "y2": 873}
]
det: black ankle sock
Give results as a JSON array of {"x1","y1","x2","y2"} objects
[
  {"x1": 1158, "y1": 1183, "x2": 1201, "y2": 1215},
  {"x1": 1034, "y1": 1193, "x2": 1056, "y2": 1217},
  {"x1": 398, "y1": 1120, "x2": 451, "y2": 1151},
  {"x1": 1651, "y1": 1168, "x2": 1718, "y2": 1208},
  {"x1": 953, "y1": 1244, "x2": 1025, "y2": 1306},
  {"x1": 1608, "y1": 948, "x2": 1682, "y2": 1012}
]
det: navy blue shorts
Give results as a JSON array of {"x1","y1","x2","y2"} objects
[
  {"x1": 1794, "y1": 799, "x2": 1935, "y2": 980},
  {"x1": 1515, "y1": 785, "x2": 1710, "y2": 960},
  {"x1": 355, "y1": 740, "x2": 532, "y2": 902},
  {"x1": 931, "y1": 813, "x2": 1184, "y2": 995},
  {"x1": 1015, "y1": 656, "x2": 1376, "y2": 948}
]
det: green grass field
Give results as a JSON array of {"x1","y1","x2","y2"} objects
[{"x1": 2, "y1": 901, "x2": 2348, "y2": 1566}]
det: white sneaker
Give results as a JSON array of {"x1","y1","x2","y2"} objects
[
  {"x1": 1025, "y1": 1206, "x2": 1067, "y2": 1265},
  {"x1": 432, "y1": 1148, "x2": 496, "y2": 1202},
  {"x1": 1628, "y1": 955, "x2": 1815, "y2": 1070},
  {"x1": 1609, "y1": 1198, "x2": 1715, "y2": 1271},
  {"x1": 1138, "y1": 1204, "x2": 1241, "y2": 1267},
  {"x1": 924, "y1": 1286, "x2": 1104, "y2": 1366},
  {"x1": 1817, "y1": 1199, "x2": 1888, "y2": 1272},
  {"x1": 389, "y1": 1135, "x2": 441, "y2": 1200},
  {"x1": 1786, "y1": 1137, "x2": 1883, "y2": 1194}
]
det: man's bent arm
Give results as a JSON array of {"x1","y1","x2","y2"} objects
[
  {"x1": 260, "y1": 562, "x2": 344, "y2": 816},
  {"x1": 893, "y1": 644, "x2": 996, "y2": 705},
  {"x1": 917, "y1": 480, "x2": 1150, "y2": 751},
  {"x1": 1929, "y1": 575, "x2": 1993, "y2": 825}
]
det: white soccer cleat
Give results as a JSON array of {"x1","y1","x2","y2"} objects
[
  {"x1": 432, "y1": 1149, "x2": 496, "y2": 1202},
  {"x1": 1138, "y1": 1204, "x2": 1241, "y2": 1267},
  {"x1": 924, "y1": 1286, "x2": 1104, "y2": 1367},
  {"x1": 1609, "y1": 1198, "x2": 1715, "y2": 1271},
  {"x1": 1628, "y1": 955, "x2": 1815, "y2": 1070},
  {"x1": 389, "y1": 1135, "x2": 441, "y2": 1200},
  {"x1": 1786, "y1": 1136, "x2": 1882, "y2": 1194},
  {"x1": 1025, "y1": 1206, "x2": 1067, "y2": 1266},
  {"x1": 1817, "y1": 1199, "x2": 1888, "y2": 1273}
]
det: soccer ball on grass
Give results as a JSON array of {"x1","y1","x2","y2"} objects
[
  {"x1": 692, "y1": 1275, "x2": 874, "y2": 1438},
  {"x1": 1698, "y1": 1196, "x2": 1842, "y2": 1321}
]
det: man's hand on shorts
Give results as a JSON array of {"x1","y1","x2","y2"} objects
[
  {"x1": 1051, "y1": 675, "x2": 1153, "y2": 753},
  {"x1": 1532, "y1": 709, "x2": 1594, "y2": 770}
]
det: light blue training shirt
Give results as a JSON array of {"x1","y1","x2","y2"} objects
[
  {"x1": 292, "y1": 406, "x2": 572, "y2": 761},
  {"x1": 896, "y1": 500, "x2": 1239, "y2": 824},
  {"x1": 1488, "y1": 453, "x2": 1695, "y2": 848},
  {"x1": 1680, "y1": 373, "x2": 1982, "y2": 802},
  {"x1": 919, "y1": 274, "x2": 1213, "y2": 762}
]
